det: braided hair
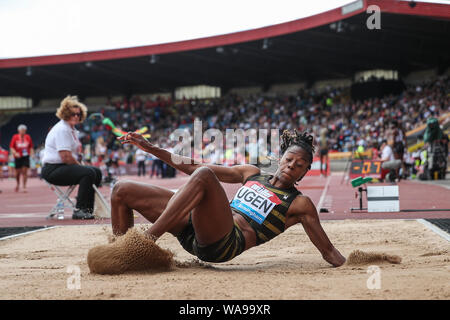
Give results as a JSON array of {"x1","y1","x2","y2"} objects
[{"x1": 280, "y1": 130, "x2": 315, "y2": 166}]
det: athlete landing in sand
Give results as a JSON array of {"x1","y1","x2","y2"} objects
[{"x1": 112, "y1": 130, "x2": 345, "y2": 267}]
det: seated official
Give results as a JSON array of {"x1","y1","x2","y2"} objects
[
  {"x1": 379, "y1": 140, "x2": 401, "y2": 182},
  {"x1": 41, "y1": 96, "x2": 102, "y2": 220}
]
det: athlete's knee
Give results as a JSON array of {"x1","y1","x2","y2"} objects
[
  {"x1": 191, "y1": 166, "x2": 217, "y2": 185},
  {"x1": 111, "y1": 180, "x2": 132, "y2": 203}
]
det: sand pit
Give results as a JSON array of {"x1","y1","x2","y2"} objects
[{"x1": 0, "y1": 219, "x2": 448, "y2": 300}]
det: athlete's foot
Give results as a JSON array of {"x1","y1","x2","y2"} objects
[{"x1": 15, "y1": 186, "x2": 19, "y2": 192}]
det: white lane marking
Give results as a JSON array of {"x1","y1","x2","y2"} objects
[
  {"x1": 317, "y1": 175, "x2": 331, "y2": 210},
  {"x1": 6, "y1": 204, "x2": 55, "y2": 208},
  {"x1": 323, "y1": 195, "x2": 333, "y2": 208},
  {"x1": 0, "y1": 213, "x2": 49, "y2": 218},
  {"x1": 411, "y1": 180, "x2": 450, "y2": 190},
  {"x1": 417, "y1": 219, "x2": 450, "y2": 242},
  {"x1": 0, "y1": 226, "x2": 58, "y2": 241}
]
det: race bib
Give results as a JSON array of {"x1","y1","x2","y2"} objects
[
  {"x1": 230, "y1": 181, "x2": 281, "y2": 224},
  {"x1": 17, "y1": 140, "x2": 29, "y2": 157}
]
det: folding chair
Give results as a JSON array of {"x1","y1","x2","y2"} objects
[
  {"x1": 92, "y1": 184, "x2": 111, "y2": 219},
  {"x1": 45, "y1": 180, "x2": 77, "y2": 220}
]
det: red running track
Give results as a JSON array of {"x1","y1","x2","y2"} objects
[{"x1": 0, "y1": 172, "x2": 449, "y2": 228}]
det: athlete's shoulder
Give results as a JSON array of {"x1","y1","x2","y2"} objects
[
  {"x1": 293, "y1": 194, "x2": 312, "y2": 203},
  {"x1": 290, "y1": 195, "x2": 316, "y2": 215},
  {"x1": 237, "y1": 165, "x2": 260, "y2": 183}
]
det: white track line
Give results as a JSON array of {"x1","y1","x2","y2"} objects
[
  {"x1": 417, "y1": 219, "x2": 450, "y2": 242},
  {"x1": 6, "y1": 204, "x2": 55, "y2": 208},
  {"x1": 0, "y1": 213, "x2": 50, "y2": 218},
  {"x1": 317, "y1": 175, "x2": 331, "y2": 210},
  {"x1": 411, "y1": 180, "x2": 450, "y2": 190},
  {"x1": 0, "y1": 226, "x2": 58, "y2": 241}
]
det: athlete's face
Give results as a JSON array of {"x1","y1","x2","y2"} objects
[{"x1": 276, "y1": 146, "x2": 311, "y2": 185}]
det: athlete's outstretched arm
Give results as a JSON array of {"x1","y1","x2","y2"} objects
[
  {"x1": 291, "y1": 196, "x2": 346, "y2": 267},
  {"x1": 118, "y1": 132, "x2": 260, "y2": 184}
]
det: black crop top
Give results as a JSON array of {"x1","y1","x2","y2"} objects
[{"x1": 230, "y1": 174, "x2": 301, "y2": 245}]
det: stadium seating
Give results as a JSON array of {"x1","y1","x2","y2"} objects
[{"x1": 0, "y1": 75, "x2": 448, "y2": 173}]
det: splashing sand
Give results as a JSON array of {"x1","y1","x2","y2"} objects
[
  {"x1": 101, "y1": 226, "x2": 117, "y2": 244},
  {"x1": 175, "y1": 258, "x2": 210, "y2": 268},
  {"x1": 87, "y1": 228, "x2": 175, "y2": 275},
  {"x1": 345, "y1": 250, "x2": 402, "y2": 265}
]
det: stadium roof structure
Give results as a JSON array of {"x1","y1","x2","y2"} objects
[{"x1": 0, "y1": 0, "x2": 449, "y2": 100}]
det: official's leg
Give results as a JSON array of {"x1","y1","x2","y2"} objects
[
  {"x1": 82, "y1": 166, "x2": 103, "y2": 209},
  {"x1": 43, "y1": 164, "x2": 99, "y2": 210},
  {"x1": 91, "y1": 166, "x2": 102, "y2": 186}
]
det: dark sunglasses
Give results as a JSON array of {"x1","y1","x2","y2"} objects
[{"x1": 71, "y1": 113, "x2": 81, "y2": 117}]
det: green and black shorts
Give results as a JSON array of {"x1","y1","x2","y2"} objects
[{"x1": 177, "y1": 214, "x2": 246, "y2": 263}]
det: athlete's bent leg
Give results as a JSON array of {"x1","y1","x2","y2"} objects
[
  {"x1": 111, "y1": 180, "x2": 185, "y2": 236},
  {"x1": 147, "y1": 167, "x2": 234, "y2": 246}
]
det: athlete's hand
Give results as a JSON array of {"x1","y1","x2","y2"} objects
[{"x1": 118, "y1": 132, "x2": 152, "y2": 150}]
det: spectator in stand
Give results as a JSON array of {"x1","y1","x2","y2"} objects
[
  {"x1": 95, "y1": 136, "x2": 107, "y2": 163},
  {"x1": 135, "y1": 147, "x2": 147, "y2": 177},
  {"x1": 392, "y1": 120, "x2": 407, "y2": 179},
  {"x1": 318, "y1": 127, "x2": 329, "y2": 177},
  {"x1": 442, "y1": 132, "x2": 449, "y2": 177},
  {"x1": 1, "y1": 147, "x2": 8, "y2": 180},
  {"x1": 0, "y1": 146, "x2": 8, "y2": 193},
  {"x1": 70, "y1": 75, "x2": 448, "y2": 176},
  {"x1": 370, "y1": 141, "x2": 380, "y2": 160},
  {"x1": 8, "y1": 153, "x2": 15, "y2": 180},
  {"x1": 151, "y1": 155, "x2": 164, "y2": 179},
  {"x1": 10, "y1": 124, "x2": 34, "y2": 192}
]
